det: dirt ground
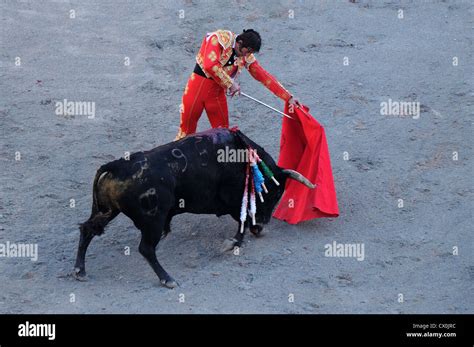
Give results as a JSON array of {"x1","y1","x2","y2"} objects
[{"x1": 0, "y1": 0, "x2": 472, "y2": 313}]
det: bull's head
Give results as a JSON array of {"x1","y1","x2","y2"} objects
[{"x1": 256, "y1": 168, "x2": 315, "y2": 224}]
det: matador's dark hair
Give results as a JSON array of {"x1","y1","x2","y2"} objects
[{"x1": 236, "y1": 29, "x2": 262, "y2": 52}]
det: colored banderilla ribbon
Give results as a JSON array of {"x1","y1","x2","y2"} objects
[
  {"x1": 240, "y1": 163, "x2": 250, "y2": 233},
  {"x1": 239, "y1": 146, "x2": 282, "y2": 232},
  {"x1": 253, "y1": 150, "x2": 280, "y2": 187}
]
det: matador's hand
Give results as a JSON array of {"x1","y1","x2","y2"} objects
[
  {"x1": 289, "y1": 96, "x2": 302, "y2": 107},
  {"x1": 229, "y1": 81, "x2": 241, "y2": 97}
]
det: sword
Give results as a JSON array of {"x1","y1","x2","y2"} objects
[{"x1": 240, "y1": 92, "x2": 294, "y2": 120}]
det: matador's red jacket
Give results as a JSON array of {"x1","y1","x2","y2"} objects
[{"x1": 196, "y1": 29, "x2": 293, "y2": 101}]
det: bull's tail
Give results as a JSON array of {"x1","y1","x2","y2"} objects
[{"x1": 79, "y1": 163, "x2": 118, "y2": 236}]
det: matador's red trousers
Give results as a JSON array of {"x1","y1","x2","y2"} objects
[{"x1": 174, "y1": 72, "x2": 229, "y2": 140}]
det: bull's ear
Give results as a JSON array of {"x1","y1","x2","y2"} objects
[{"x1": 282, "y1": 169, "x2": 316, "y2": 189}]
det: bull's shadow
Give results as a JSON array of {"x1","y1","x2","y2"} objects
[{"x1": 74, "y1": 128, "x2": 314, "y2": 288}]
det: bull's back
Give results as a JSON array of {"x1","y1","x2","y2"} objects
[{"x1": 97, "y1": 128, "x2": 278, "y2": 217}]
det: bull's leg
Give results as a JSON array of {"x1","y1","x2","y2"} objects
[
  {"x1": 221, "y1": 221, "x2": 247, "y2": 252},
  {"x1": 162, "y1": 213, "x2": 172, "y2": 236},
  {"x1": 74, "y1": 210, "x2": 118, "y2": 280},
  {"x1": 249, "y1": 224, "x2": 263, "y2": 237},
  {"x1": 138, "y1": 219, "x2": 178, "y2": 289},
  {"x1": 73, "y1": 229, "x2": 94, "y2": 281}
]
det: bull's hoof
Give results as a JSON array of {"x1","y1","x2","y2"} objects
[
  {"x1": 249, "y1": 224, "x2": 263, "y2": 237},
  {"x1": 160, "y1": 278, "x2": 178, "y2": 289},
  {"x1": 221, "y1": 238, "x2": 238, "y2": 252},
  {"x1": 73, "y1": 267, "x2": 88, "y2": 282}
]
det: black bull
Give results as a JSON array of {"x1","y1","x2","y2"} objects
[{"x1": 74, "y1": 128, "x2": 314, "y2": 288}]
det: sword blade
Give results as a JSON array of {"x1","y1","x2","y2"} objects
[{"x1": 240, "y1": 92, "x2": 294, "y2": 120}]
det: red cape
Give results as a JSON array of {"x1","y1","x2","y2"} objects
[{"x1": 273, "y1": 102, "x2": 339, "y2": 224}]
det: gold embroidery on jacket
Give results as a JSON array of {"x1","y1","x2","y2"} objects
[
  {"x1": 215, "y1": 30, "x2": 232, "y2": 48},
  {"x1": 245, "y1": 53, "x2": 256, "y2": 66},
  {"x1": 211, "y1": 65, "x2": 232, "y2": 88},
  {"x1": 208, "y1": 51, "x2": 217, "y2": 62}
]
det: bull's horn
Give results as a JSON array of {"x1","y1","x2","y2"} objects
[{"x1": 282, "y1": 169, "x2": 316, "y2": 189}]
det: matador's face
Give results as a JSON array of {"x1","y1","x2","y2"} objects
[{"x1": 235, "y1": 40, "x2": 254, "y2": 58}]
